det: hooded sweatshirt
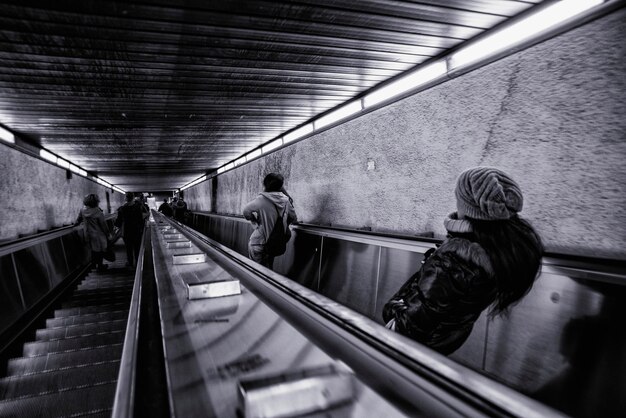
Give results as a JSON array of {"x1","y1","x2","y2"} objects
[
  {"x1": 77, "y1": 206, "x2": 109, "y2": 252},
  {"x1": 243, "y1": 191, "x2": 297, "y2": 246}
]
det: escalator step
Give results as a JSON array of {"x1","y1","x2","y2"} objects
[
  {"x1": 7, "y1": 344, "x2": 123, "y2": 375},
  {"x1": 82, "y1": 275, "x2": 132, "y2": 282},
  {"x1": 0, "y1": 381, "x2": 116, "y2": 418},
  {"x1": 76, "y1": 283, "x2": 133, "y2": 292},
  {"x1": 38, "y1": 319, "x2": 126, "y2": 340},
  {"x1": 73, "y1": 285, "x2": 131, "y2": 294},
  {"x1": 0, "y1": 360, "x2": 120, "y2": 399},
  {"x1": 54, "y1": 303, "x2": 128, "y2": 318},
  {"x1": 62, "y1": 295, "x2": 130, "y2": 309},
  {"x1": 24, "y1": 332, "x2": 125, "y2": 356},
  {"x1": 46, "y1": 310, "x2": 129, "y2": 327},
  {"x1": 69, "y1": 289, "x2": 133, "y2": 301}
]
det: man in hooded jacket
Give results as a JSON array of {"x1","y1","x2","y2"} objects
[{"x1": 243, "y1": 173, "x2": 297, "y2": 269}]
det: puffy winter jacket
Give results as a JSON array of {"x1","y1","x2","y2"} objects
[{"x1": 383, "y1": 237, "x2": 496, "y2": 355}]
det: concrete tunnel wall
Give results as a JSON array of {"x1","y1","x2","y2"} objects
[
  {"x1": 190, "y1": 9, "x2": 623, "y2": 259},
  {"x1": 0, "y1": 145, "x2": 125, "y2": 241}
]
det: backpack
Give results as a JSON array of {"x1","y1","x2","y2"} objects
[{"x1": 264, "y1": 202, "x2": 289, "y2": 257}]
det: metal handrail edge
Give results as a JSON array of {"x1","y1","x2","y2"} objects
[
  {"x1": 160, "y1": 213, "x2": 568, "y2": 418},
  {"x1": 0, "y1": 213, "x2": 117, "y2": 258},
  {"x1": 111, "y1": 225, "x2": 147, "y2": 418},
  {"x1": 189, "y1": 211, "x2": 626, "y2": 281}
]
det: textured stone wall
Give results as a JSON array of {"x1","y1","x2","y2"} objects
[
  {"x1": 186, "y1": 9, "x2": 626, "y2": 259},
  {"x1": 0, "y1": 145, "x2": 125, "y2": 240}
]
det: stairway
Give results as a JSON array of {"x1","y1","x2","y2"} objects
[{"x1": 0, "y1": 255, "x2": 134, "y2": 418}]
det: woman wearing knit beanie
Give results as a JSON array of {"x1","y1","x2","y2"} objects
[{"x1": 383, "y1": 167, "x2": 543, "y2": 355}]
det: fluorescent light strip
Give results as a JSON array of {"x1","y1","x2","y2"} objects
[
  {"x1": 262, "y1": 138, "x2": 283, "y2": 153},
  {"x1": 224, "y1": 162, "x2": 234, "y2": 170},
  {"x1": 56, "y1": 158, "x2": 70, "y2": 169},
  {"x1": 283, "y1": 124, "x2": 313, "y2": 144},
  {"x1": 213, "y1": 0, "x2": 604, "y2": 177},
  {"x1": 69, "y1": 163, "x2": 81, "y2": 174},
  {"x1": 234, "y1": 156, "x2": 247, "y2": 166},
  {"x1": 0, "y1": 126, "x2": 15, "y2": 144},
  {"x1": 187, "y1": 175, "x2": 207, "y2": 188},
  {"x1": 315, "y1": 101, "x2": 362, "y2": 129},
  {"x1": 39, "y1": 149, "x2": 57, "y2": 163},
  {"x1": 97, "y1": 178, "x2": 111, "y2": 188},
  {"x1": 78, "y1": 168, "x2": 87, "y2": 177},
  {"x1": 449, "y1": 0, "x2": 604, "y2": 70},
  {"x1": 246, "y1": 149, "x2": 262, "y2": 160},
  {"x1": 364, "y1": 60, "x2": 447, "y2": 108}
]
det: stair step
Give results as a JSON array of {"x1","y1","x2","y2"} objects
[
  {"x1": 24, "y1": 332, "x2": 125, "y2": 356},
  {"x1": 80, "y1": 277, "x2": 133, "y2": 285},
  {"x1": 38, "y1": 319, "x2": 126, "y2": 340},
  {"x1": 83, "y1": 274, "x2": 132, "y2": 281},
  {"x1": 62, "y1": 295, "x2": 130, "y2": 309},
  {"x1": 0, "y1": 361, "x2": 120, "y2": 399},
  {"x1": 0, "y1": 381, "x2": 116, "y2": 418},
  {"x1": 7, "y1": 344, "x2": 123, "y2": 375},
  {"x1": 46, "y1": 310, "x2": 129, "y2": 328},
  {"x1": 54, "y1": 303, "x2": 129, "y2": 318},
  {"x1": 70, "y1": 287, "x2": 133, "y2": 300},
  {"x1": 76, "y1": 282, "x2": 133, "y2": 291}
]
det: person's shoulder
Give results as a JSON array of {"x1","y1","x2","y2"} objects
[{"x1": 435, "y1": 238, "x2": 494, "y2": 276}]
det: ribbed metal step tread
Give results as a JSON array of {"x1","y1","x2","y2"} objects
[
  {"x1": 54, "y1": 303, "x2": 128, "y2": 318},
  {"x1": 61, "y1": 295, "x2": 130, "y2": 309},
  {"x1": 72, "y1": 286, "x2": 133, "y2": 297},
  {"x1": 46, "y1": 310, "x2": 129, "y2": 327},
  {"x1": 76, "y1": 283, "x2": 134, "y2": 292},
  {"x1": 82, "y1": 275, "x2": 133, "y2": 281},
  {"x1": 80, "y1": 274, "x2": 135, "y2": 284},
  {"x1": 0, "y1": 381, "x2": 116, "y2": 418},
  {"x1": 24, "y1": 332, "x2": 125, "y2": 356},
  {"x1": 39, "y1": 319, "x2": 127, "y2": 339},
  {"x1": 7, "y1": 344, "x2": 123, "y2": 375},
  {"x1": 0, "y1": 361, "x2": 120, "y2": 399}
]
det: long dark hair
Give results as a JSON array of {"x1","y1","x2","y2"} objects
[{"x1": 468, "y1": 215, "x2": 544, "y2": 315}]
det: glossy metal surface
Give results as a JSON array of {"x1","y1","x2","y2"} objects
[
  {"x1": 188, "y1": 212, "x2": 626, "y2": 417},
  {"x1": 171, "y1": 213, "x2": 566, "y2": 418},
  {"x1": 112, "y1": 221, "x2": 147, "y2": 418},
  {"x1": 0, "y1": 1, "x2": 542, "y2": 190},
  {"x1": 0, "y1": 254, "x2": 23, "y2": 333},
  {"x1": 151, "y1": 214, "x2": 409, "y2": 418},
  {"x1": 0, "y1": 226, "x2": 90, "y2": 336},
  {"x1": 318, "y1": 237, "x2": 380, "y2": 318}
]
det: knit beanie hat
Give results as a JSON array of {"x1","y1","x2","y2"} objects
[{"x1": 455, "y1": 167, "x2": 523, "y2": 221}]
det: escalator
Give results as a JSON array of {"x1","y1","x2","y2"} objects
[{"x1": 0, "y1": 246, "x2": 133, "y2": 417}]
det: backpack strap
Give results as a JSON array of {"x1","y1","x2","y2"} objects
[{"x1": 262, "y1": 195, "x2": 287, "y2": 225}]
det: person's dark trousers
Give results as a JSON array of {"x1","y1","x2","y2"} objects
[
  {"x1": 124, "y1": 234, "x2": 142, "y2": 267},
  {"x1": 92, "y1": 251, "x2": 106, "y2": 271}
]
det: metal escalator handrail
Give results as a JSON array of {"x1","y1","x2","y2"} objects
[
  {"x1": 111, "y1": 222, "x2": 148, "y2": 418},
  {"x1": 189, "y1": 211, "x2": 626, "y2": 282},
  {"x1": 0, "y1": 213, "x2": 117, "y2": 258},
  {"x1": 159, "y1": 213, "x2": 568, "y2": 418}
]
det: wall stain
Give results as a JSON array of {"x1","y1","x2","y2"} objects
[{"x1": 481, "y1": 59, "x2": 521, "y2": 162}]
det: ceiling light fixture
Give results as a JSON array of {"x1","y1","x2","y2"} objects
[
  {"x1": 363, "y1": 60, "x2": 447, "y2": 108},
  {"x1": 449, "y1": 0, "x2": 605, "y2": 70},
  {"x1": 0, "y1": 125, "x2": 15, "y2": 144},
  {"x1": 315, "y1": 101, "x2": 362, "y2": 130}
]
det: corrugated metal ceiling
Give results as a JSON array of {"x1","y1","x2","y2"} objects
[{"x1": 0, "y1": 0, "x2": 542, "y2": 191}]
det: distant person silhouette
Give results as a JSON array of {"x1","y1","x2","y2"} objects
[
  {"x1": 75, "y1": 193, "x2": 110, "y2": 272},
  {"x1": 115, "y1": 192, "x2": 145, "y2": 268},
  {"x1": 158, "y1": 198, "x2": 173, "y2": 217}
]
